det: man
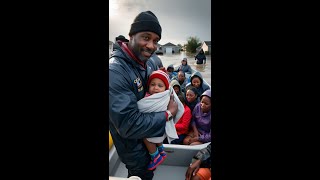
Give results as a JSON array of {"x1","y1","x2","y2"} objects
[
  {"x1": 185, "y1": 143, "x2": 211, "y2": 180},
  {"x1": 176, "y1": 70, "x2": 188, "y2": 93},
  {"x1": 195, "y1": 49, "x2": 206, "y2": 64},
  {"x1": 109, "y1": 11, "x2": 178, "y2": 180}
]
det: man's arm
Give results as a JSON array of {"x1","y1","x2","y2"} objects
[
  {"x1": 109, "y1": 68, "x2": 166, "y2": 139},
  {"x1": 192, "y1": 143, "x2": 211, "y2": 163}
]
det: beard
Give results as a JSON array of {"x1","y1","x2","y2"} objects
[{"x1": 129, "y1": 38, "x2": 155, "y2": 62}]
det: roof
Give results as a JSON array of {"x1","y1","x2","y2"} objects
[
  {"x1": 203, "y1": 41, "x2": 211, "y2": 46},
  {"x1": 162, "y1": 42, "x2": 177, "y2": 47}
]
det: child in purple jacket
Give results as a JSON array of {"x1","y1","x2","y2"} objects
[{"x1": 183, "y1": 90, "x2": 211, "y2": 145}]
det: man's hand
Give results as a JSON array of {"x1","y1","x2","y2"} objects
[
  {"x1": 167, "y1": 94, "x2": 178, "y2": 117},
  {"x1": 185, "y1": 159, "x2": 201, "y2": 180}
]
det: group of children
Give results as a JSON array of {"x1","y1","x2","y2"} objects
[{"x1": 140, "y1": 56, "x2": 212, "y2": 170}]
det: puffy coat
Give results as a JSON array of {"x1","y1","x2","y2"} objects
[
  {"x1": 176, "y1": 59, "x2": 192, "y2": 74},
  {"x1": 186, "y1": 71, "x2": 210, "y2": 97},
  {"x1": 109, "y1": 42, "x2": 166, "y2": 169}
]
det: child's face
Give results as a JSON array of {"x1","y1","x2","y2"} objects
[
  {"x1": 186, "y1": 90, "x2": 197, "y2": 103},
  {"x1": 192, "y1": 77, "x2": 201, "y2": 88},
  {"x1": 173, "y1": 86, "x2": 180, "y2": 94},
  {"x1": 181, "y1": 60, "x2": 187, "y2": 65},
  {"x1": 178, "y1": 72, "x2": 185, "y2": 82},
  {"x1": 200, "y1": 96, "x2": 211, "y2": 113},
  {"x1": 167, "y1": 67, "x2": 173, "y2": 73},
  {"x1": 148, "y1": 78, "x2": 166, "y2": 95}
]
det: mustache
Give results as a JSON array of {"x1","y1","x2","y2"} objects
[{"x1": 141, "y1": 48, "x2": 154, "y2": 54}]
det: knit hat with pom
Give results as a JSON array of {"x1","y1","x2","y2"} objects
[{"x1": 147, "y1": 69, "x2": 170, "y2": 90}]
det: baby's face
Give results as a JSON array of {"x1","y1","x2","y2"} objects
[{"x1": 149, "y1": 78, "x2": 166, "y2": 95}]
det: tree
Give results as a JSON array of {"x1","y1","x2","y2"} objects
[{"x1": 185, "y1": 36, "x2": 202, "y2": 53}]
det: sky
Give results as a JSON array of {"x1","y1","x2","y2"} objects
[{"x1": 109, "y1": 0, "x2": 211, "y2": 46}]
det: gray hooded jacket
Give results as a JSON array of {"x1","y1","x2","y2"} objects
[{"x1": 186, "y1": 71, "x2": 210, "y2": 97}]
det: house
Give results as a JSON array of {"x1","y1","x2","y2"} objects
[
  {"x1": 196, "y1": 41, "x2": 211, "y2": 55},
  {"x1": 162, "y1": 42, "x2": 180, "y2": 54}
]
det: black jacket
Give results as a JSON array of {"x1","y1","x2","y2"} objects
[
  {"x1": 195, "y1": 52, "x2": 206, "y2": 64},
  {"x1": 192, "y1": 143, "x2": 211, "y2": 168},
  {"x1": 109, "y1": 42, "x2": 166, "y2": 169}
]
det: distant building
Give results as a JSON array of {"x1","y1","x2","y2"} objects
[{"x1": 162, "y1": 42, "x2": 180, "y2": 54}]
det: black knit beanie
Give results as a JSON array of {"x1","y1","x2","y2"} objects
[{"x1": 129, "y1": 11, "x2": 162, "y2": 39}]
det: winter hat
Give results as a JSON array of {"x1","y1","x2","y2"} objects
[
  {"x1": 129, "y1": 11, "x2": 162, "y2": 39},
  {"x1": 147, "y1": 70, "x2": 170, "y2": 90},
  {"x1": 200, "y1": 90, "x2": 211, "y2": 100},
  {"x1": 182, "y1": 57, "x2": 187, "y2": 61},
  {"x1": 115, "y1": 35, "x2": 129, "y2": 42}
]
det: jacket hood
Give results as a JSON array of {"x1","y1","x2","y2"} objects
[
  {"x1": 170, "y1": 79, "x2": 182, "y2": 93},
  {"x1": 200, "y1": 89, "x2": 211, "y2": 99},
  {"x1": 167, "y1": 64, "x2": 174, "y2": 69},
  {"x1": 111, "y1": 42, "x2": 144, "y2": 69},
  {"x1": 190, "y1": 71, "x2": 204, "y2": 86},
  {"x1": 182, "y1": 57, "x2": 188, "y2": 65}
]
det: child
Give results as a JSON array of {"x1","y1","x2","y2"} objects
[
  {"x1": 166, "y1": 64, "x2": 177, "y2": 80},
  {"x1": 183, "y1": 90, "x2": 211, "y2": 145},
  {"x1": 176, "y1": 57, "x2": 192, "y2": 74},
  {"x1": 170, "y1": 94, "x2": 192, "y2": 144},
  {"x1": 185, "y1": 86, "x2": 200, "y2": 112},
  {"x1": 170, "y1": 79, "x2": 185, "y2": 98},
  {"x1": 186, "y1": 71, "x2": 210, "y2": 99},
  {"x1": 137, "y1": 70, "x2": 184, "y2": 170}
]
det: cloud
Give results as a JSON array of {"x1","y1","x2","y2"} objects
[{"x1": 109, "y1": 0, "x2": 211, "y2": 45}]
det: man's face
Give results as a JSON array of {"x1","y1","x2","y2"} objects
[
  {"x1": 129, "y1": 32, "x2": 160, "y2": 62},
  {"x1": 178, "y1": 71, "x2": 185, "y2": 82}
]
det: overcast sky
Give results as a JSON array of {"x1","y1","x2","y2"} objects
[{"x1": 109, "y1": 0, "x2": 211, "y2": 46}]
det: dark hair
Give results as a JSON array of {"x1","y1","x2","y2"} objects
[
  {"x1": 178, "y1": 70, "x2": 185, "y2": 77},
  {"x1": 186, "y1": 86, "x2": 198, "y2": 97},
  {"x1": 173, "y1": 84, "x2": 181, "y2": 91},
  {"x1": 177, "y1": 94, "x2": 186, "y2": 104},
  {"x1": 115, "y1": 35, "x2": 129, "y2": 42},
  {"x1": 191, "y1": 75, "x2": 203, "y2": 86}
]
